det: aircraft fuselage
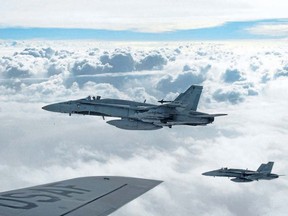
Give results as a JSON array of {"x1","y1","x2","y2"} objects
[
  {"x1": 42, "y1": 97, "x2": 214, "y2": 128},
  {"x1": 42, "y1": 85, "x2": 226, "y2": 130},
  {"x1": 202, "y1": 162, "x2": 279, "y2": 183}
]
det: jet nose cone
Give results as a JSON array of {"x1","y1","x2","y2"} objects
[
  {"x1": 42, "y1": 104, "x2": 59, "y2": 112},
  {"x1": 42, "y1": 105, "x2": 50, "y2": 111},
  {"x1": 202, "y1": 172, "x2": 210, "y2": 176},
  {"x1": 202, "y1": 171, "x2": 216, "y2": 176}
]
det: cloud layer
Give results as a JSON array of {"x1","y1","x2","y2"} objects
[
  {"x1": 1, "y1": 40, "x2": 288, "y2": 216},
  {"x1": 1, "y1": 1, "x2": 288, "y2": 32},
  {"x1": 247, "y1": 21, "x2": 288, "y2": 37}
]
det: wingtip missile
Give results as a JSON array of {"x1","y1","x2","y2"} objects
[{"x1": 158, "y1": 99, "x2": 172, "y2": 104}]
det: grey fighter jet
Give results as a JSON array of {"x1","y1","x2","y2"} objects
[
  {"x1": 202, "y1": 162, "x2": 280, "y2": 182},
  {"x1": 0, "y1": 176, "x2": 162, "y2": 216},
  {"x1": 42, "y1": 85, "x2": 226, "y2": 130}
]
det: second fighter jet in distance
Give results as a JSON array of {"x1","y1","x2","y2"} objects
[
  {"x1": 202, "y1": 162, "x2": 281, "y2": 183},
  {"x1": 42, "y1": 85, "x2": 226, "y2": 130}
]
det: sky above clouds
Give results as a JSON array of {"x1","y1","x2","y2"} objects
[
  {"x1": 1, "y1": 0, "x2": 288, "y2": 31},
  {"x1": 1, "y1": 40, "x2": 288, "y2": 215},
  {"x1": 0, "y1": 0, "x2": 288, "y2": 40}
]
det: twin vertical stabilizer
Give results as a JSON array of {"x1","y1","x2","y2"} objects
[
  {"x1": 257, "y1": 162, "x2": 274, "y2": 174},
  {"x1": 173, "y1": 85, "x2": 203, "y2": 111}
]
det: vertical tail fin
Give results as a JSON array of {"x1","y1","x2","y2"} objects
[
  {"x1": 257, "y1": 162, "x2": 274, "y2": 174},
  {"x1": 173, "y1": 85, "x2": 203, "y2": 111}
]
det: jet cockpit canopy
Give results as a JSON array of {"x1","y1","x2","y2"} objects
[{"x1": 84, "y1": 96, "x2": 101, "y2": 101}]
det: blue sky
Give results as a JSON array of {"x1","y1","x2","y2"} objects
[{"x1": 0, "y1": 19, "x2": 287, "y2": 40}]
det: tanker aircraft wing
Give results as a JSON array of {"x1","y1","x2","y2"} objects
[{"x1": 0, "y1": 176, "x2": 162, "y2": 216}]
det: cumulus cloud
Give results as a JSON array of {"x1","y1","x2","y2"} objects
[
  {"x1": 249, "y1": 56, "x2": 262, "y2": 72},
  {"x1": 18, "y1": 47, "x2": 55, "y2": 59},
  {"x1": 71, "y1": 59, "x2": 111, "y2": 75},
  {"x1": 213, "y1": 88, "x2": 245, "y2": 104},
  {"x1": 222, "y1": 68, "x2": 245, "y2": 83},
  {"x1": 100, "y1": 51, "x2": 135, "y2": 72},
  {"x1": 274, "y1": 64, "x2": 288, "y2": 78},
  {"x1": 3, "y1": 65, "x2": 31, "y2": 79},
  {"x1": 135, "y1": 53, "x2": 167, "y2": 71},
  {"x1": 0, "y1": 44, "x2": 180, "y2": 92},
  {"x1": 1, "y1": 40, "x2": 288, "y2": 216},
  {"x1": 156, "y1": 64, "x2": 211, "y2": 94}
]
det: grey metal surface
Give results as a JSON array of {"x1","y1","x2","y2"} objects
[
  {"x1": 0, "y1": 176, "x2": 162, "y2": 216},
  {"x1": 42, "y1": 85, "x2": 226, "y2": 130}
]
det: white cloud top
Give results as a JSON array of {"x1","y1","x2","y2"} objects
[
  {"x1": 0, "y1": 0, "x2": 288, "y2": 32},
  {"x1": 1, "y1": 40, "x2": 288, "y2": 215},
  {"x1": 247, "y1": 22, "x2": 288, "y2": 37}
]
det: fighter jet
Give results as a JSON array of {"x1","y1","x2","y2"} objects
[
  {"x1": 202, "y1": 162, "x2": 280, "y2": 182},
  {"x1": 42, "y1": 85, "x2": 226, "y2": 130},
  {"x1": 0, "y1": 176, "x2": 162, "y2": 215}
]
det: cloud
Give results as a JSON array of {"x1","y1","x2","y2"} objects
[
  {"x1": 274, "y1": 70, "x2": 288, "y2": 78},
  {"x1": 47, "y1": 63, "x2": 67, "y2": 77},
  {"x1": 19, "y1": 47, "x2": 55, "y2": 59},
  {"x1": 135, "y1": 53, "x2": 167, "y2": 71},
  {"x1": 3, "y1": 65, "x2": 31, "y2": 79},
  {"x1": 1, "y1": 1, "x2": 288, "y2": 32},
  {"x1": 222, "y1": 68, "x2": 245, "y2": 83},
  {"x1": 274, "y1": 64, "x2": 288, "y2": 78},
  {"x1": 100, "y1": 52, "x2": 135, "y2": 72},
  {"x1": 71, "y1": 59, "x2": 111, "y2": 75},
  {"x1": 247, "y1": 22, "x2": 288, "y2": 37},
  {"x1": 0, "y1": 45, "x2": 180, "y2": 92},
  {"x1": 213, "y1": 88, "x2": 245, "y2": 104},
  {"x1": 0, "y1": 48, "x2": 51, "y2": 80},
  {"x1": 249, "y1": 56, "x2": 262, "y2": 72},
  {"x1": 156, "y1": 64, "x2": 211, "y2": 94}
]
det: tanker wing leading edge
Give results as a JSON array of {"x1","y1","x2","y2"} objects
[
  {"x1": 0, "y1": 176, "x2": 162, "y2": 216},
  {"x1": 202, "y1": 162, "x2": 280, "y2": 183},
  {"x1": 42, "y1": 84, "x2": 227, "y2": 130}
]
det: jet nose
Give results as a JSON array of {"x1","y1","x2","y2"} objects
[
  {"x1": 202, "y1": 171, "x2": 217, "y2": 176},
  {"x1": 42, "y1": 105, "x2": 50, "y2": 111},
  {"x1": 202, "y1": 171, "x2": 210, "y2": 176},
  {"x1": 42, "y1": 104, "x2": 60, "y2": 112}
]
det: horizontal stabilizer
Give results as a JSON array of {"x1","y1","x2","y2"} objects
[{"x1": 193, "y1": 113, "x2": 227, "y2": 118}]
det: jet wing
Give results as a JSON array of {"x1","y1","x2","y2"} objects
[{"x1": 0, "y1": 176, "x2": 162, "y2": 216}]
